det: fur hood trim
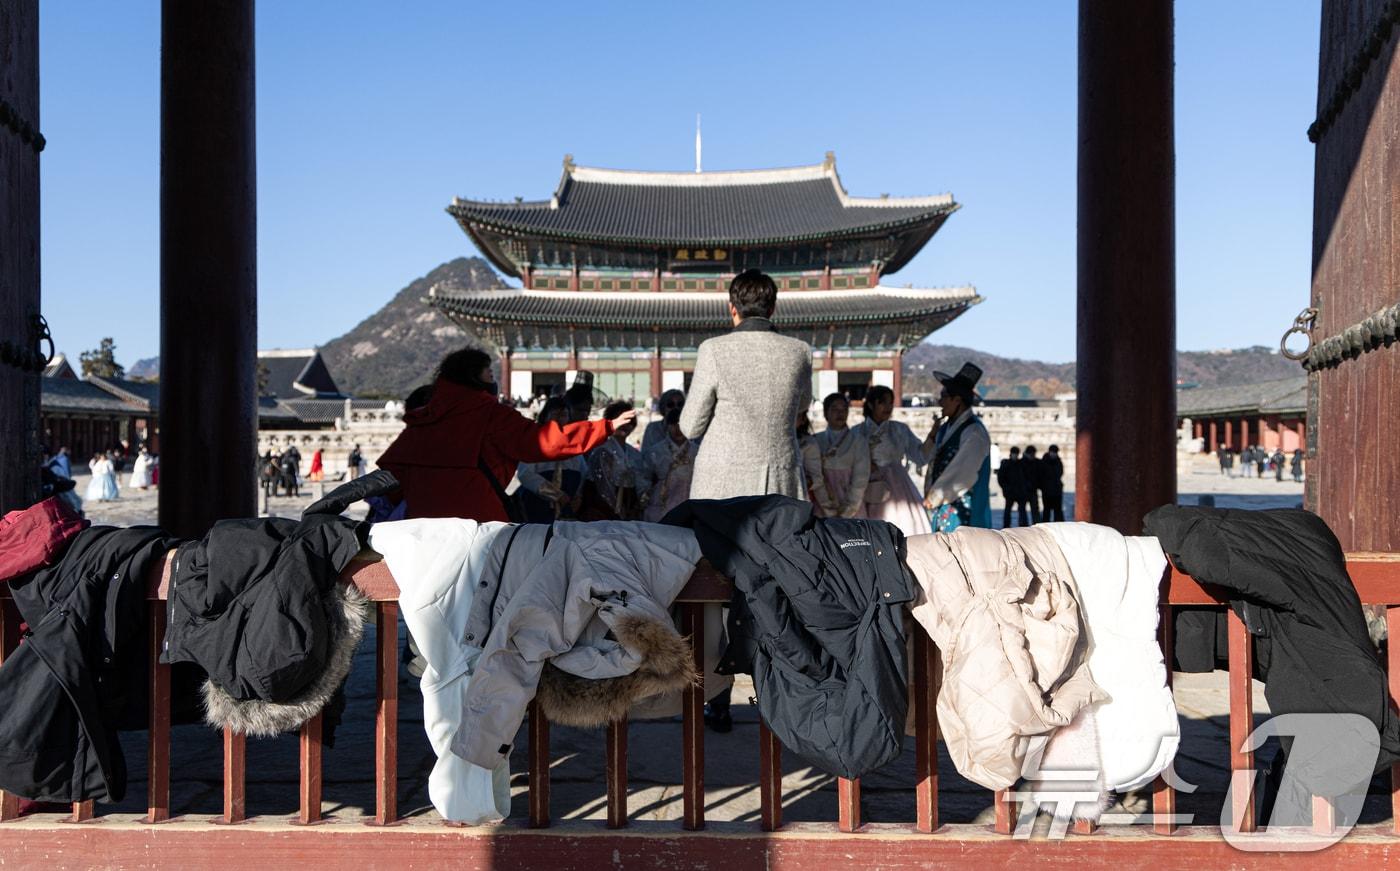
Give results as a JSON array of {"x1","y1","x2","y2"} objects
[
  {"x1": 536, "y1": 614, "x2": 698, "y2": 728},
  {"x1": 202, "y1": 583, "x2": 369, "y2": 737}
]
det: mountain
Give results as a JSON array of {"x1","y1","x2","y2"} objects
[
  {"x1": 127, "y1": 357, "x2": 160, "y2": 380},
  {"x1": 902, "y1": 343, "x2": 1302, "y2": 399},
  {"x1": 318, "y1": 257, "x2": 504, "y2": 399}
]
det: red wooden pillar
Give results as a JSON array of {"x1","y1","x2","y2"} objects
[
  {"x1": 1207, "y1": 418, "x2": 1217, "y2": 453},
  {"x1": 891, "y1": 350, "x2": 903, "y2": 404},
  {"x1": 650, "y1": 346, "x2": 663, "y2": 401},
  {"x1": 159, "y1": 0, "x2": 257, "y2": 539},
  {"x1": 522, "y1": 264, "x2": 533, "y2": 289},
  {"x1": 0, "y1": 0, "x2": 40, "y2": 514},
  {"x1": 1075, "y1": 0, "x2": 1176, "y2": 534}
]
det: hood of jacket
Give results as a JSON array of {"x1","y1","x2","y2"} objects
[
  {"x1": 163, "y1": 514, "x2": 368, "y2": 737},
  {"x1": 905, "y1": 525, "x2": 1103, "y2": 790}
]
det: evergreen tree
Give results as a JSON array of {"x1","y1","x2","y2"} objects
[{"x1": 79, "y1": 337, "x2": 125, "y2": 379}]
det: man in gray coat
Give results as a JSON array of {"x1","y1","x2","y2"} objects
[{"x1": 681, "y1": 269, "x2": 813, "y2": 501}]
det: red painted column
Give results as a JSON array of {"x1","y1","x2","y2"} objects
[
  {"x1": 1207, "y1": 418, "x2": 1217, "y2": 453},
  {"x1": 159, "y1": 0, "x2": 257, "y2": 539},
  {"x1": 1075, "y1": 0, "x2": 1176, "y2": 534},
  {"x1": 892, "y1": 350, "x2": 903, "y2": 404},
  {"x1": 1223, "y1": 418, "x2": 1234, "y2": 452},
  {"x1": 0, "y1": 0, "x2": 40, "y2": 514},
  {"x1": 650, "y1": 346, "x2": 663, "y2": 401}
]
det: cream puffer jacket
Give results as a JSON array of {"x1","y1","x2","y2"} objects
[{"x1": 905, "y1": 526, "x2": 1104, "y2": 790}]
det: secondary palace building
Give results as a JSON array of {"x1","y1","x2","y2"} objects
[{"x1": 432, "y1": 152, "x2": 980, "y2": 403}]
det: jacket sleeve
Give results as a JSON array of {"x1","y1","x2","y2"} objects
[
  {"x1": 487, "y1": 405, "x2": 611, "y2": 464},
  {"x1": 802, "y1": 438, "x2": 831, "y2": 510},
  {"x1": 679, "y1": 342, "x2": 717, "y2": 440},
  {"x1": 926, "y1": 421, "x2": 990, "y2": 507}
]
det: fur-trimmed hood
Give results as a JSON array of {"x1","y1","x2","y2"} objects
[{"x1": 202, "y1": 582, "x2": 369, "y2": 736}]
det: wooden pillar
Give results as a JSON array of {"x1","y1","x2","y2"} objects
[
  {"x1": 650, "y1": 345, "x2": 663, "y2": 400},
  {"x1": 892, "y1": 350, "x2": 904, "y2": 404},
  {"x1": 1075, "y1": 0, "x2": 1176, "y2": 534},
  {"x1": 0, "y1": 0, "x2": 41, "y2": 513},
  {"x1": 653, "y1": 267, "x2": 662, "y2": 292},
  {"x1": 821, "y1": 264, "x2": 832, "y2": 290},
  {"x1": 499, "y1": 348, "x2": 512, "y2": 403},
  {"x1": 159, "y1": 0, "x2": 257, "y2": 539},
  {"x1": 1222, "y1": 418, "x2": 1234, "y2": 452},
  {"x1": 1207, "y1": 418, "x2": 1217, "y2": 453}
]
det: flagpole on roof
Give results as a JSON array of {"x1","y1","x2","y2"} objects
[{"x1": 695, "y1": 113, "x2": 702, "y2": 174}]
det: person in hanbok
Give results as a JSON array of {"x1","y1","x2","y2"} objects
[
  {"x1": 640, "y1": 408, "x2": 699, "y2": 522},
  {"x1": 307, "y1": 449, "x2": 324, "y2": 483},
  {"x1": 586, "y1": 401, "x2": 644, "y2": 519},
  {"x1": 641, "y1": 389, "x2": 685, "y2": 454},
  {"x1": 922, "y1": 363, "x2": 992, "y2": 531},
  {"x1": 810, "y1": 393, "x2": 870, "y2": 518},
  {"x1": 128, "y1": 447, "x2": 155, "y2": 490},
  {"x1": 853, "y1": 385, "x2": 934, "y2": 537},
  {"x1": 85, "y1": 452, "x2": 119, "y2": 502},
  {"x1": 515, "y1": 397, "x2": 588, "y2": 522},
  {"x1": 797, "y1": 412, "x2": 825, "y2": 506}
]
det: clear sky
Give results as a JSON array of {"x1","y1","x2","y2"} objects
[{"x1": 38, "y1": 1, "x2": 1319, "y2": 367}]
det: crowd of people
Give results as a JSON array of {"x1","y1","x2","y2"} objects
[
  {"x1": 993, "y1": 443, "x2": 1066, "y2": 527},
  {"x1": 36, "y1": 443, "x2": 161, "y2": 516},
  {"x1": 1216, "y1": 444, "x2": 1303, "y2": 482}
]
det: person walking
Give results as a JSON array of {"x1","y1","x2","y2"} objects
[
  {"x1": 923, "y1": 363, "x2": 992, "y2": 531},
  {"x1": 347, "y1": 444, "x2": 365, "y2": 480},
  {"x1": 853, "y1": 384, "x2": 933, "y2": 537},
  {"x1": 996, "y1": 446, "x2": 1029, "y2": 528},
  {"x1": 1022, "y1": 445, "x2": 1043, "y2": 523},
  {"x1": 1040, "y1": 444, "x2": 1065, "y2": 522},
  {"x1": 307, "y1": 449, "x2": 324, "y2": 483},
  {"x1": 679, "y1": 269, "x2": 812, "y2": 733},
  {"x1": 1238, "y1": 445, "x2": 1253, "y2": 478},
  {"x1": 1255, "y1": 446, "x2": 1267, "y2": 478},
  {"x1": 1272, "y1": 447, "x2": 1286, "y2": 482},
  {"x1": 1291, "y1": 448, "x2": 1304, "y2": 483},
  {"x1": 279, "y1": 448, "x2": 301, "y2": 498},
  {"x1": 1218, "y1": 443, "x2": 1232, "y2": 476},
  {"x1": 810, "y1": 393, "x2": 870, "y2": 518},
  {"x1": 128, "y1": 446, "x2": 155, "y2": 491},
  {"x1": 85, "y1": 453, "x2": 119, "y2": 502}
]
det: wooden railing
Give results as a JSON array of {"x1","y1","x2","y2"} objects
[{"x1": 2, "y1": 549, "x2": 1400, "y2": 864}]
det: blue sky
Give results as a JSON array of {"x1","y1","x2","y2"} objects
[{"x1": 39, "y1": 1, "x2": 1319, "y2": 366}]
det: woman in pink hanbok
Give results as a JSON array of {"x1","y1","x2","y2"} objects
[
  {"x1": 810, "y1": 393, "x2": 870, "y2": 518},
  {"x1": 852, "y1": 385, "x2": 934, "y2": 537}
]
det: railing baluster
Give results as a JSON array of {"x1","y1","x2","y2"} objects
[
  {"x1": 147, "y1": 601, "x2": 171, "y2": 823},
  {"x1": 0, "y1": 596, "x2": 21, "y2": 821},
  {"x1": 528, "y1": 699, "x2": 550, "y2": 828},
  {"x1": 299, "y1": 713, "x2": 323, "y2": 825},
  {"x1": 837, "y1": 777, "x2": 861, "y2": 832},
  {"x1": 1227, "y1": 609, "x2": 1256, "y2": 833},
  {"x1": 758, "y1": 718, "x2": 782, "y2": 832},
  {"x1": 606, "y1": 717, "x2": 628, "y2": 828},
  {"x1": 1153, "y1": 596, "x2": 1176, "y2": 835},
  {"x1": 680, "y1": 603, "x2": 705, "y2": 831},
  {"x1": 70, "y1": 801, "x2": 93, "y2": 822},
  {"x1": 913, "y1": 631, "x2": 939, "y2": 833},
  {"x1": 223, "y1": 728, "x2": 246, "y2": 823},
  {"x1": 1390, "y1": 605, "x2": 1400, "y2": 835},
  {"x1": 1312, "y1": 794, "x2": 1335, "y2": 835},
  {"x1": 993, "y1": 789, "x2": 1016, "y2": 834},
  {"x1": 373, "y1": 602, "x2": 398, "y2": 826}
]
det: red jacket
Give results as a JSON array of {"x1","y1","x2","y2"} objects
[{"x1": 377, "y1": 379, "x2": 612, "y2": 522}]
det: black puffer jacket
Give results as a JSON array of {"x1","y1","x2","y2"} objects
[
  {"x1": 665, "y1": 495, "x2": 912, "y2": 779},
  {"x1": 162, "y1": 513, "x2": 366, "y2": 735},
  {"x1": 1144, "y1": 506, "x2": 1400, "y2": 785},
  {"x1": 0, "y1": 526, "x2": 174, "y2": 802}
]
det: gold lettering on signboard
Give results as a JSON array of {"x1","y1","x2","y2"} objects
[{"x1": 674, "y1": 248, "x2": 690, "y2": 260}]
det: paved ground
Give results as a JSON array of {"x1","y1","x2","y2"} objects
[{"x1": 73, "y1": 456, "x2": 1364, "y2": 828}]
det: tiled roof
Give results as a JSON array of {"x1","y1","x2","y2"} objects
[
  {"x1": 257, "y1": 349, "x2": 342, "y2": 399},
  {"x1": 1176, "y1": 376, "x2": 1307, "y2": 417},
  {"x1": 41, "y1": 378, "x2": 146, "y2": 414},
  {"x1": 448, "y1": 159, "x2": 957, "y2": 247},
  {"x1": 429, "y1": 286, "x2": 980, "y2": 331}
]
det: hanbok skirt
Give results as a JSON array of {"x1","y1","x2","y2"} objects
[
  {"x1": 864, "y1": 463, "x2": 932, "y2": 537},
  {"x1": 813, "y1": 468, "x2": 856, "y2": 518},
  {"x1": 644, "y1": 469, "x2": 692, "y2": 523},
  {"x1": 87, "y1": 472, "x2": 119, "y2": 502},
  {"x1": 128, "y1": 463, "x2": 152, "y2": 489}
]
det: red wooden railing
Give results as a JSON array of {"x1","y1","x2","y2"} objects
[{"x1": 2, "y1": 548, "x2": 1400, "y2": 857}]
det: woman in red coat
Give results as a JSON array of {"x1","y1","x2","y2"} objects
[{"x1": 378, "y1": 348, "x2": 631, "y2": 521}]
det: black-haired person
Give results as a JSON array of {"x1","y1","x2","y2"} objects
[
  {"x1": 640, "y1": 407, "x2": 699, "y2": 522},
  {"x1": 811, "y1": 393, "x2": 870, "y2": 518},
  {"x1": 1022, "y1": 445, "x2": 1043, "y2": 523},
  {"x1": 1291, "y1": 448, "x2": 1304, "y2": 483},
  {"x1": 996, "y1": 447, "x2": 1030, "y2": 528},
  {"x1": 853, "y1": 384, "x2": 934, "y2": 537},
  {"x1": 378, "y1": 347, "x2": 628, "y2": 521},
  {"x1": 586, "y1": 401, "x2": 645, "y2": 519},
  {"x1": 641, "y1": 389, "x2": 686, "y2": 454},
  {"x1": 1040, "y1": 444, "x2": 1065, "y2": 522},
  {"x1": 514, "y1": 397, "x2": 590, "y2": 522}
]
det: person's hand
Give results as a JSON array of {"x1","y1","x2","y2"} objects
[
  {"x1": 609, "y1": 409, "x2": 638, "y2": 432},
  {"x1": 922, "y1": 496, "x2": 936, "y2": 510}
]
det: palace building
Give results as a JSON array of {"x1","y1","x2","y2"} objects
[{"x1": 431, "y1": 152, "x2": 980, "y2": 403}]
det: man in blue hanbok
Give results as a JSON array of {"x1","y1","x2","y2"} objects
[{"x1": 922, "y1": 363, "x2": 992, "y2": 531}]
